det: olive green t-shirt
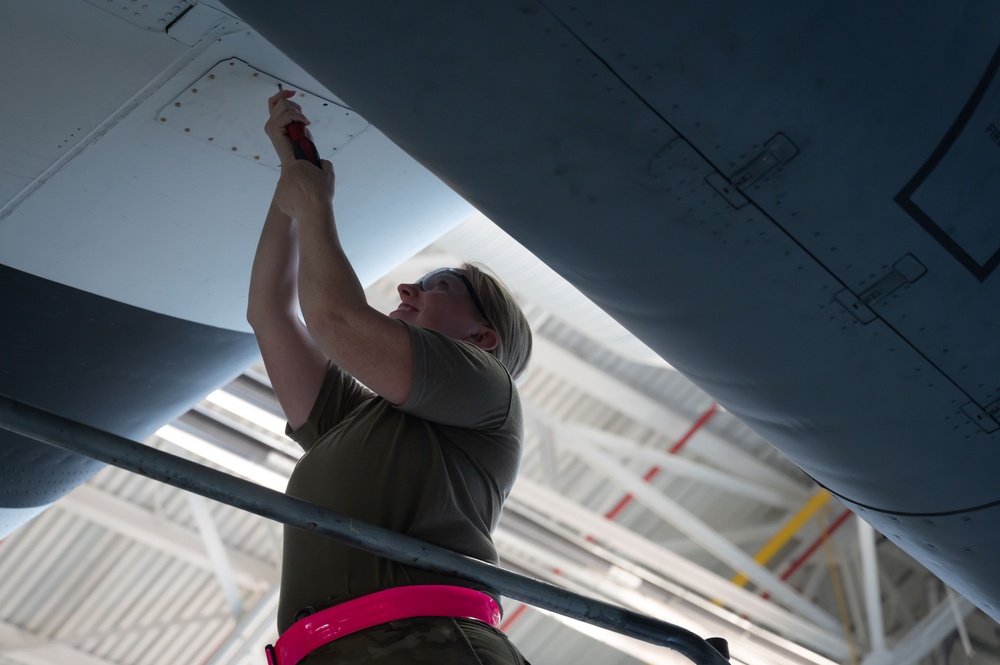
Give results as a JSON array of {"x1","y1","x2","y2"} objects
[{"x1": 276, "y1": 322, "x2": 523, "y2": 632}]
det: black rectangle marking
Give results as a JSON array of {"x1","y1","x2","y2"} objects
[{"x1": 895, "y1": 43, "x2": 1000, "y2": 282}]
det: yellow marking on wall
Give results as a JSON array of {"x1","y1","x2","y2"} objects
[{"x1": 730, "y1": 489, "x2": 831, "y2": 588}]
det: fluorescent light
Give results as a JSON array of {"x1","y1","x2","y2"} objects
[
  {"x1": 607, "y1": 565, "x2": 644, "y2": 590},
  {"x1": 205, "y1": 389, "x2": 288, "y2": 438},
  {"x1": 155, "y1": 424, "x2": 289, "y2": 491}
]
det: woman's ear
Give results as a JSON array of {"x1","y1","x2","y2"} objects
[{"x1": 468, "y1": 327, "x2": 499, "y2": 352}]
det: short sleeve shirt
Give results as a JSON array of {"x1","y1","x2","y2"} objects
[{"x1": 276, "y1": 322, "x2": 523, "y2": 632}]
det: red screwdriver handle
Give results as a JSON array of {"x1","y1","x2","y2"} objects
[{"x1": 287, "y1": 121, "x2": 321, "y2": 166}]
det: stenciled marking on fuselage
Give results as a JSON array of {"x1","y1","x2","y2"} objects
[{"x1": 985, "y1": 123, "x2": 1000, "y2": 147}]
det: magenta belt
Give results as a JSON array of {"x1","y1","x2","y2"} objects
[{"x1": 265, "y1": 585, "x2": 503, "y2": 665}]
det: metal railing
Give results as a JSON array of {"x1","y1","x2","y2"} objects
[{"x1": 0, "y1": 395, "x2": 730, "y2": 664}]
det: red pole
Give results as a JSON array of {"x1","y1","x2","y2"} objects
[
  {"x1": 603, "y1": 403, "x2": 719, "y2": 521},
  {"x1": 760, "y1": 509, "x2": 853, "y2": 601}
]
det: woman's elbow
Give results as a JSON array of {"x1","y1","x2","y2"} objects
[
  {"x1": 247, "y1": 297, "x2": 298, "y2": 332},
  {"x1": 300, "y1": 306, "x2": 340, "y2": 340},
  {"x1": 246, "y1": 300, "x2": 268, "y2": 330}
]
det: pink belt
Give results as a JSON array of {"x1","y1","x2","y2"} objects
[{"x1": 264, "y1": 585, "x2": 503, "y2": 665}]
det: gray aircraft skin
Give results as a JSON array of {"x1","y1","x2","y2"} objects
[
  {"x1": 222, "y1": 1, "x2": 1000, "y2": 624},
  {"x1": 2, "y1": 0, "x2": 999, "y2": 651}
]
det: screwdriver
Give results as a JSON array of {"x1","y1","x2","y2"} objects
[{"x1": 278, "y1": 84, "x2": 321, "y2": 166}]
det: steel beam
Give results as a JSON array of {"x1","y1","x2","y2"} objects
[
  {"x1": 60, "y1": 484, "x2": 276, "y2": 588},
  {"x1": 186, "y1": 493, "x2": 244, "y2": 616},
  {"x1": 510, "y1": 478, "x2": 849, "y2": 660},
  {"x1": 554, "y1": 419, "x2": 805, "y2": 509},
  {"x1": 946, "y1": 587, "x2": 974, "y2": 658},
  {"x1": 857, "y1": 521, "x2": 886, "y2": 655},
  {"x1": 861, "y1": 595, "x2": 975, "y2": 665},
  {"x1": 660, "y1": 520, "x2": 794, "y2": 556},
  {"x1": 571, "y1": 441, "x2": 839, "y2": 632},
  {"x1": 495, "y1": 528, "x2": 837, "y2": 665},
  {"x1": 0, "y1": 620, "x2": 117, "y2": 665},
  {"x1": 204, "y1": 585, "x2": 280, "y2": 665},
  {"x1": 528, "y1": 336, "x2": 806, "y2": 496}
]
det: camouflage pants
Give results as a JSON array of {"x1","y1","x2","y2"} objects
[{"x1": 300, "y1": 616, "x2": 531, "y2": 664}]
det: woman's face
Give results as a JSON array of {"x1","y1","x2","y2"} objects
[{"x1": 390, "y1": 269, "x2": 491, "y2": 344}]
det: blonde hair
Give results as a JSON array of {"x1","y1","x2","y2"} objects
[{"x1": 463, "y1": 263, "x2": 532, "y2": 380}]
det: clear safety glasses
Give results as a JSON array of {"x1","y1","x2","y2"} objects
[{"x1": 417, "y1": 269, "x2": 492, "y2": 326}]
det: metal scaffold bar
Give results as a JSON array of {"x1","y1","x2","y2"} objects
[{"x1": 0, "y1": 395, "x2": 729, "y2": 665}]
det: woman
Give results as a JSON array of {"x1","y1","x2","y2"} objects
[{"x1": 248, "y1": 89, "x2": 532, "y2": 664}]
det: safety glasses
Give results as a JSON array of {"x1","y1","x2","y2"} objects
[{"x1": 418, "y1": 269, "x2": 492, "y2": 326}]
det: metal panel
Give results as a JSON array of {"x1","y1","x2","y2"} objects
[
  {"x1": 0, "y1": 22, "x2": 471, "y2": 333},
  {"x1": 0, "y1": 0, "x2": 188, "y2": 208},
  {"x1": 83, "y1": 0, "x2": 196, "y2": 32},
  {"x1": 157, "y1": 58, "x2": 368, "y2": 169}
]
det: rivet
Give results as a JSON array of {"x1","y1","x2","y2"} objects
[
  {"x1": 253, "y1": 72, "x2": 259, "y2": 77},
  {"x1": 254, "y1": 155, "x2": 260, "y2": 160},
  {"x1": 231, "y1": 147, "x2": 238, "y2": 152},
  {"x1": 208, "y1": 74, "x2": 215, "y2": 80},
  {"x1": 174, "y1": 102, "x2": 181, "y2": 108},
  {"x1": 191, "y1": 88, "x2": 198, "y2": 93},
  {"x1": 184, "y1": 128, "x2": 190, "y2": 133},
  {"x1": 208, "y1": 137, "x2": 214, "y2": 141},
  {"x1": 229, "y1": 61, "x2": 236, "y2": 66},
  {"x1": 159, "y1": 117, "x2": 167, "y2": 122}
]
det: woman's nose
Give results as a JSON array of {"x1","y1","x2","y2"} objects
[{"x1": 397, "y1": 282, "x2": 418, "y2": 297}]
